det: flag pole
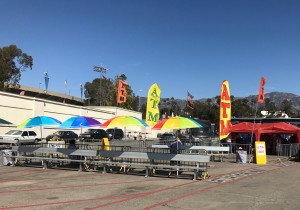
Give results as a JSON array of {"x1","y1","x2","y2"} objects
[
  {"x1": 250, "y1": 102, "x2": 259, "y2": 145},
  {"x1": 186, "y1": 91, "x2": 188, "y2": 110},
  {"x1": 249, "y1": 102, "x2": 258, "y2": 164},
  {"x1": 250, "y1": 76, "x2": 266, "y2": 163}
]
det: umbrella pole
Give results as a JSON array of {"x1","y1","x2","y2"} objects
[
  {"x1": 124, "y1": 127, "x2": 126, "y2": 140},
  {"x1": 189, "y1": 128, "x2": 192, "y2": 144},
  {"x1": 40, "y1": 126, "x2": 43, "y2": 141}
]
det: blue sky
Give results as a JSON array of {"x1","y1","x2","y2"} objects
[{"x1": 1, "y1": 0, "x2": 300, "y2": 100}]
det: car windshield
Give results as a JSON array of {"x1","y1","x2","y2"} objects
[
  {"x1": 5, "y1": 130, "x2": 22, "y2": 135},
  {"x1": 162, "y1": 133, "x2": 173, "y2": 137},
  {"x1": 90, "y1": 129, "x2": 97, "y2": 133},
  {"x1": 53, "y1": 131, "x2": 61, "y2": 135},
  {"x1": 83, "y1": 129, "x2": 95, "y2": 134}
]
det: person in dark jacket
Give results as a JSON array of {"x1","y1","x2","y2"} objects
[
  {"x1": 170, "y1": 137, "x2": 183, "y2": 154},
  {"x1": 68, "y1": 139, "x2": 78, "y2": 165},
  {"x1": 170, "y1": 137, "x2": 183, "y2": 167}
]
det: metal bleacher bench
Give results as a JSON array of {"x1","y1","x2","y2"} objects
[
  {"x1": 151, "y1": 145, "x2": 230, "y2": 162},
  {"x1": 10, "y1": 146, "x2": 210, "y2": 180}
]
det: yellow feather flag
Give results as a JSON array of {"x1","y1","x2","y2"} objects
[
  {"x1": 146, "y1": 83, "x2": 161, "y2": 126},
  {"x1": 219, "y1": 80, "x2": 232, "y2": 140}
]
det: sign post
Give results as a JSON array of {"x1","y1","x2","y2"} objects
[
  {"x1": 255, "y1": 141, "x2": 267, "y2": 164},
  {"x1": 100, "y1": 137, "x2": 111, "y2": 151}
]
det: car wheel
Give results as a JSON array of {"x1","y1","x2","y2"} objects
[{"x1": 34, "y1": 139, "x2": 39, "y2": 144}]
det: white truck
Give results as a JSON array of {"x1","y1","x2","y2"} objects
[{"x1": 0, "y1": 130, "x2": 41, "y2": 145}]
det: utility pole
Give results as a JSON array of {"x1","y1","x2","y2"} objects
[{"x1": 93, "y1": 66, "x2": 108, "y2": 106}]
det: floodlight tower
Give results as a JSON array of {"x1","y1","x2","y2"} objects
[{"x1": 93, "y1": 66, "x2": 108, "y2": 106}]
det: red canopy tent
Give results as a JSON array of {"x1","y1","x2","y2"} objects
[{"x1": 229, "y1": 122, "x2": 300, "y2": 143}]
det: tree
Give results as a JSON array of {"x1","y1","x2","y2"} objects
[
  {"x1": 160, "y1": 97, "x2": 181, "y2": 117},
  {"x1": 84, "y1": 73, "x2": 137, "y2": 110},
  {"x1": 294, "y1": 108, "x2": 300, "y2": 118},
  {"x1": 169, "y1": 97, "x2": 181, "y2": 116},
  {"x1": 281, "y1": 99, "x2": 294, "y2": 117},
  {"x1": 206, "y1": 98, "x2": 212, "y2": 106},
  {"x1": 140, "y1": 103, "x2": 147, "y2": 119},
  {"x1": 192, "y1": 100, "x2": 218, "y2": 125},
  {"x1": 84, "y1": 76, "x2": 115, "y2": 106},
  {"x1": 0, "y1": 45, "x2": 33, "y2": 89},
  {"x1": 232, "y1": 98, "x2": 253, "y2": 117},
  {"x1": 264, "y1": 98, "x2": 277, "y2": 111}
]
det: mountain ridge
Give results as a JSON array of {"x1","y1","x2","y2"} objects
[{"x1": 141, "y1": 92, "x2": 300, "y2": 111}]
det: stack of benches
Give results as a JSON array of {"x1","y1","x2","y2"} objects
[
  {"x1": 8, "y1": 145, "x2": 210, "y2": 180},
  {"x1": 151, "y1": 145, "x2": 230, "y2": 162}
]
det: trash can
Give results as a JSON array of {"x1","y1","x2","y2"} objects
[
  {"x1": 2, "y1": 150, "x2": 13, "y2": 166},
  {"x1": 236, "y1": 147, "x2": 247, "y2": 164}
]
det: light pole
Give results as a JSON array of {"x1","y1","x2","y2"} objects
[
  {"x1": 93, "y1": 66, "x2": 107, "y2": 106},
  {"x1": 64, "y1": 80, "x2": 68, "y2": 96},
  {"x1": 44, "y1": 71, "x2": 49, "y2": 93},
  {"x1": 138, "y1": 89, "x2": 143, "y2": 111},
  {"x1": 80, "y1": 83, "x2": 83, "y2": 101}
]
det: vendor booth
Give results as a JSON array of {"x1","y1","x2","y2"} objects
[{"x1": 229, "y1": 122, "x2": 300, "y2": 143}]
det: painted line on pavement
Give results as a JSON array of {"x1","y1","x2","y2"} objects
[
  {"x1": 1, "y1": 161, "x2": 298, "y2": 209},
  {"x1": 0, "y1": 181, "x2": 193, "y2": 210},
  {"x1": 0, "y1": 177, "x2": 165, "y2": 194},
  {"x1": 141, "y1": 162, "x2": 299, "y2": 210}
]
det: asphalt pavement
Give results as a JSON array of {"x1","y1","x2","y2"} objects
[{"x1": 1, "y1": 149, "x2": 299, "y2": 210}]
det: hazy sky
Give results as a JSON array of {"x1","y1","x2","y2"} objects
[{"x1": 1, "y1": 0, "x2": 300, "y2": 99}]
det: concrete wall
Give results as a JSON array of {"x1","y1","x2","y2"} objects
[{"x1": 0, "y1": 91, "x2": 161, "y2": 138}]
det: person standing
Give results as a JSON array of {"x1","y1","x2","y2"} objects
[
  {"x1": 133, "y1": 131, "x2": 138, "y2": 140},
  {"x1": 275, "y1": 135, "x2": 282, "y2": 155},
  {"x1": 170, "y1": 137, "x2": 183, "y2": 154},
  {"x1": 67, "y1": 139, "x2": 78, "y2": 165},
  {"x1": 144, "y1": 133, "x2": 149, "y2": 140},
  {"x1": 169, "y1": 137, "x2": 183, "y2": 176}
]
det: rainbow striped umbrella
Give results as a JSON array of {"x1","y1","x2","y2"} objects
[
  {"x1": 59, "y1": 116, "x2": 101, "y2": 128},
  {"x1": 17, "y1": 118, "x2": 32, "y2": 128},
  {"x1": 19, "y1": 116, "x2": 61, "y2": 128},
  {"x1": 59, "y1": 116, "x2": 101, "y2": 135},
  {"x1": 152, "y1": 116, "x2": 202, "y2": 130},
  {"x1": 101, "y1": 116, "x2": 148, "y2": 128},
  {"x1": 17, "y1": 116, "x2": 61, "y2": 140}
]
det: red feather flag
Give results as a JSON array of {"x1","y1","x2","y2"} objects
[
  {"x1": 258, "y1": 77, "x2": 266, "y2": 103},
  {"x1": 187, "y1": 91, "x2": 195, "y2": 109},
  {"x1": 117, "y1": 80, "x2": 128, "y2": 104}
]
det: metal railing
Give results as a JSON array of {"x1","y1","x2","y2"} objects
[
  {"x1": 277, "y1": 143, "x2": 299, "y2": 158},
  {"x1": 4, "y1": 139, "x2": 298, "y2": 162}
]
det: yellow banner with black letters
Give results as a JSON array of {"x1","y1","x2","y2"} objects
[{"x1": 146, "y1": 83, "x2": 161, "y2": 126}]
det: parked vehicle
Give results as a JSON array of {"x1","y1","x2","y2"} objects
[
  {"x1": 46, "y1": 131, "x2": 78, "y2": 142},
  {"x1": 159, "y1": 133, "x2": 175, "y2": 141},
  {"x1": 79, "y1": 129, "x2": 108, "y2": 141},
  {"x1": 106, "y1": 128, "x2": 124, "y2": 140},
  {"x1": 0, "y1": 130, "x2": 41, "y2": 145}
]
